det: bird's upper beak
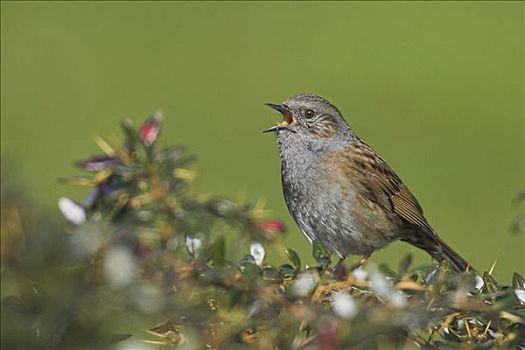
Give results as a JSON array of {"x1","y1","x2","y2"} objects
[{"x1": 263, "y1": 103, "x2": 296, "y2": 133}]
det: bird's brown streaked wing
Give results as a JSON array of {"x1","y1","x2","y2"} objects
[{"x1": 347, "y1": 138, "x2": 435, "y2": 235}]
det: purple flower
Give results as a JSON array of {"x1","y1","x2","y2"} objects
[
  {"x1": 75, "y1": 155, "x2": 118, "y2": 172},
  {"x1": 98, "y1": 180, "x2": 118, "y2": 196}
]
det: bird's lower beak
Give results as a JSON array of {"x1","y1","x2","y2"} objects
[{"x1": 263, "y1": 103, "x2": 296, "y2": 133}]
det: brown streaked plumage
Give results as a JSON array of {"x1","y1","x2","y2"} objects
[
  {"x1": 264, "y1": 94, "x2": 472, "y2": 272},
  {"x1": 344, "y1": 137, "x2": 432, "y2": 232}
]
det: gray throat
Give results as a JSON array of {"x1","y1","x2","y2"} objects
[{"x1": 275, "y1": 128, "x2": 355, "y2": 247}]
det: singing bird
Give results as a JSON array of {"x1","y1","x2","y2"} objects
[{"x1": 264, "y1": 94, "x2": 471, "y2": 272}]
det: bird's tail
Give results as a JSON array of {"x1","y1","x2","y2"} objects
[
  {"x1": 403, "y1": 234, "x2": 472, "y2": 272},
  {"x1": 429, "y1": 235, "x2": 472, "y2": 272}
]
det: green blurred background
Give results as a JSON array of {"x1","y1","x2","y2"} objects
[{"x1": 1, "y1": 2, "x2": 523, "y2": 277}]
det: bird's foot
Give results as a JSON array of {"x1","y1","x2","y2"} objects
[{"x1": 348, "y1": 253, "x2": 371, "y2": 272}]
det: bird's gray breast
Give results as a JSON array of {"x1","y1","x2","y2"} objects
[
  {"x1": 277, "y1": 133, "x2": 361, "y2": 257},
  {"x1": 276, "y1": 131, "x2": 397, "y2": 257}
]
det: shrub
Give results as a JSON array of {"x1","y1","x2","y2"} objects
[{"x1": 1, "y1": 113, "x2": 524, "y2": 349}]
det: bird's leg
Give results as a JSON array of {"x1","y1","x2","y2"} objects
[
  {"x1": 348, "y1": 253, "x2": 372, "y2": 272},
  {"x1": 359, "y1": 253, "x2": 371, "y2": 266}
]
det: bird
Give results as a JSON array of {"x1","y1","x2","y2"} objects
[{"x1": 263, "y1": 94, "x2": 471, "y2": 272}]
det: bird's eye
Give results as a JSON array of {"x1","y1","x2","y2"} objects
[{"x1": 305, "y1": 109, "x2": 315, "y2": 119}]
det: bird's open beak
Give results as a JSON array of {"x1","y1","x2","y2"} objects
[{"x1": 263, "y1": 103, "x2": 296, "y2": 133}]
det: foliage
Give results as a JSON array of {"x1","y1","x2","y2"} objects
[{"x1": 1, "y1": 114, "x2": 524, "y2": 349}]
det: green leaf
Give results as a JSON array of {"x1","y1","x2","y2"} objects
[
  {"x1": 240, "y1": 254, "x2": 259, "y2": 278},
  {"x1": 312, "y1": 241, "x2": 325, "y2": 261},
  {"x1": 512, "y1": 272, "x2": 525, "y2": 289},
  {"x1": 120, "y1": 118, "x2": 141, "y2": 148},
  {"x1": 262, "y1": 267, "x2": 283, "y2": 284},
  {"x1": 398, "y1": 253, "x2": 412, "y2": 275},
  {"x1": 211, "y1": 236, "x2": 226, "y2": 267},
  {"x1": 483, "y1": 271, "x2": 499, "y2": 300},
  {"x1": 379, "y1": 264, "x2": 400, "y2": 282},
  {"x1": 285, "y1": 248, "x2": 301, "y2": 269},
  {"x1": 279, "y1": 264, "x2": 296, "y2": 280},
  {"x1": 312, "y1": 241, "x2": 330, "y2": 269}
]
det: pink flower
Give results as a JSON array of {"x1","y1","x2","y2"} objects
[
  {"x1": 257, "y1": 220, "x2": 286, "y2": 233},
  {"x1": 139, "y1": 112, "x2": 163, "y2": 146}
]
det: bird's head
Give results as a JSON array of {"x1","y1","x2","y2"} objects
[{"x1": 263, "y1": 94, "x2": 349, "y2": 140}]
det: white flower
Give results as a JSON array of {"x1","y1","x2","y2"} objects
[
  {"x1": 389, "y1": 290, "x2": 407, "y2": 308},
  {"x1": 58, "y1": 197, "x2": 86, "y2": 225},
  {"x1": 332, "y1": 291, "x2": 358, "y2": 320},
  {"x1": 370, "y1": 270, "x2": 391, "y2": 295},
  {"x1": 370, "y1": 269, "x2": 406, "y2": 308},
  {"x1": 292, "y1": 270, "x2": 319, "y2": 297},
  {"x1": 475, "y1": 275, "x2": 484, "y2": 291},
  {"x1": 185, "y1": 235, "x2": 202, "y2": 258},
  {"x1": 515, "y1": 289, "x2": 525, "y2": 304},
  {"x1": 351, "y1": 267, "x2": 368, "y2": 280},
  {"x1": 250, "y1": 242, "x2": 265, "y2": 266},
  {"x1": 104, "y1": 246, "x2": 136, "y2": 287}
]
